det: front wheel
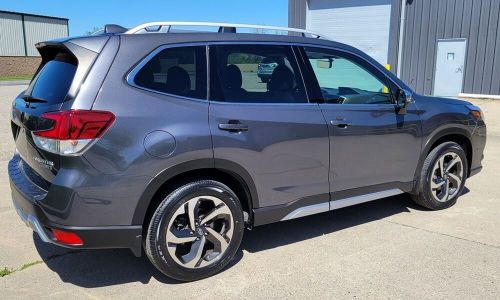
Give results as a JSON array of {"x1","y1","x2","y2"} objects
[
  {"x1": 145, "y1": 180, "x2": 244, "y2": 281},
  {"x1": 412, "y1": 142, "x2": 467, "y2": 210}
]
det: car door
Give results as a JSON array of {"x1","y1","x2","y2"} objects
[
  {"x1": 299, "y1": 46, "x2": 421, "y2": 199},
  {"x1": 208, "y1": 44, "x2": 330, "y2": 221}
]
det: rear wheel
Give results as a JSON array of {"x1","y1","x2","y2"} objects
[
  {"x1": 145, "y1": 180, "x2": 244, "y2": 281},
  {"x1": 412, "y1": 142, "x2": 467, "y2": 210}
]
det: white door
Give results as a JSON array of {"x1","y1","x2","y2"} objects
[
  {"x1": 433, "y1": 39, "x2": 467, "y2": 97},
  {"x1": 306, "y1": 0, "x2": 392, "y2": 65}
]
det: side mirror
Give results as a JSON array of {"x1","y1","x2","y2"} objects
[
  {"x1": 397, "y1": 89, "x2": 413, "y2": 106},
  {"x1": 396, "y1": 89, "x2": 413, "y2": 114}
]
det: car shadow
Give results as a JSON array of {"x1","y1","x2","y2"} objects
[{"x1": 35, "y1": 193, "x2": 421, "y2": 287}]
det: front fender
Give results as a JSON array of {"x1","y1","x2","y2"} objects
[{"x1": 412, "y1": 125, "x2": 473, "y2": 186}]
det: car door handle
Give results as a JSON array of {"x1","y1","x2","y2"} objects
[
  {"x1": 218, "y1": 121, "x2": 248, "y2": 132},
  {"x1": 330, "y1": 119, "x2": 352, "y2": 128}
]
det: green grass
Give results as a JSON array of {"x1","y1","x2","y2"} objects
[
  {"x1": 0, "y1": 260, "x2": 44, "y2": 277},
  {"x1": 0, "y1": 75, "x2": 32, "y2": 81},
  {"x1": 19, "y1": 260, "x2": 43, "y2": 271},
  {"x1": 0, "y1": 267, "x2": 14, "y2": 277}
]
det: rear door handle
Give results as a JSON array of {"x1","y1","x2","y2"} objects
[
  {"x1": 218, "y1": 121, "x2": 248, "y2": 132},
  {"x1": 330, "y1": 118, "x2": 352, "y2": 128}
]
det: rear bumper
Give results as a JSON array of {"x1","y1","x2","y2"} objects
[{"x1": 9, "y1": 155, "x2": 143, "y2": 256}]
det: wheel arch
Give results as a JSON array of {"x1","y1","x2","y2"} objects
[
  {"x1": 414, "y1": 127, "x2": 473, "y2": 186},
  {"x1": 132, "y1": 159, "x2": 258, "y2": 228}
]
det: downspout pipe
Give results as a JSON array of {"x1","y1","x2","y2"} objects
[{"x1": 396, "y1": 0, "x2": 407, "y2": 78}]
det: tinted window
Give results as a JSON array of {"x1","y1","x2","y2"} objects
[
  {"x1": 304, "y1": 47, "x2": 393, "y2": 105},
  {"x1": 134, "y1": 46, "x2": 207, "y2": 99},
  {"x1": 211, "y1": 45, "x2": 307, "y2": 103},
  {"x1": 25, "y1": 53, "x2": 77, "y2": 105}
]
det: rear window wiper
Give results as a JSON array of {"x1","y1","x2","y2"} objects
[{"x1": 22, "y1": 95, "x2": 48, "y2": 103}]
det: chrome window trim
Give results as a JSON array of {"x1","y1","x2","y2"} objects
[
  {"x1": 126, "y1": 42, "x2": 209, "y2": 103},
  {"x1": 206, "y1": 41, "x2": 405, "y2": 92},
  {"x1": 205, "y1": 45, "x2": 211, "y2": 101},
  {"x1": 126, "y1": 41, "x2": 406, "y2": 104}
]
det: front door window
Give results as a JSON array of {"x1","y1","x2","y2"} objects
[{"x1": 304, "y1": 47, "x2": 393, "y2": 105}]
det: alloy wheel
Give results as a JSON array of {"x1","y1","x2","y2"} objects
[
  {"x1": 165, "y1": 196, "x2": 234, "y2": 269},
  {"x1": 430, "y1": 151, "x2": 464, "y2": 202}
]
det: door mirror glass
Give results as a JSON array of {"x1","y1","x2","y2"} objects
[{"x1": 397, "y1": 89, "x2": 413, "y2": 107}]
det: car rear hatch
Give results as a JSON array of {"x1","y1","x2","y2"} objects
[{"x1": 10, "y1": 37, "x2": 108, "y2": 186}]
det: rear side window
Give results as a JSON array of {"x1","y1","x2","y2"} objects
[
  {"x1": 25, "y1": 51, "x2": 77, "y2": 105},
  {"x1": 210, "y1": 45, "x2": 307, "y2": 103},
  {"x1": 133, "y1": 46, "x2": 207, "y2": 100}
]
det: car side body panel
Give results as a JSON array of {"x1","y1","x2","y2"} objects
[
  {"x1": 80, "y1": 37, "x2": 213, "y2": 226},
  {"x1": 412, "y1": 96, "x2": 485, "y2": 180},
  {"x1": 8, "y1": 31, "x2": 486, "y2": 258}
]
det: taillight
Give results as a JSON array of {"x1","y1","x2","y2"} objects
[{"x1": 32, "y1": 110, "x2": 115, "y2": 155}]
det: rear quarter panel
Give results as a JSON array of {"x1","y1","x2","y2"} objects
[{"x1": 73, "y1": 36, "x2": 213, "y2": 225}]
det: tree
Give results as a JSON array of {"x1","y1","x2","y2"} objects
[{"x1": 85, "y1": 26, "x2": 103, "y2": 36}]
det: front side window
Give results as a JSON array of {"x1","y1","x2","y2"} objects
[
  {"x1": 211, "y1": 45, "x2": 307, "y2": 103},
  {"x1": 304, "y1": 47, "x2": 393, "y2": 105},
  {"x1": 133, "y1": 46, "x2": 207, "y2": 99}
]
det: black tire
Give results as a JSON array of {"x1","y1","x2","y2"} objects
[
  {"x1": 412, "y1": 142, "x2": 468, "y2": 210},
  {"x1": 145, "y1": 180, "x2": 244, "y2": 281}
]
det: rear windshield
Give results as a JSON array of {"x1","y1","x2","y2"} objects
[{"x1": 25, "y1": 51, "x2": 77, "y2": 104}]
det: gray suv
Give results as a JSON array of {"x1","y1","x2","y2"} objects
[{"x1": 9, "y1": 22, "x2": 486, "y2": 281}]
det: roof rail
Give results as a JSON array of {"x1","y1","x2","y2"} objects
[{"x1": 125, "y1": 22, "x2": 324, "y2": 39}]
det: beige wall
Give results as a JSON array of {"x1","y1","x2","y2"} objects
[{"x1": 0, "y1": 56, "x2": 41, "y2": 77}]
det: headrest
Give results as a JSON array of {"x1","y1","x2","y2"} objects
[
  {"x1": 165, "y1": 66, "x2": 191, "y2": 95},
  {"x1": 223, "y1": 64, "x2": 243, "y2": 89},
  {"x1": 268, "y1": 65, "x2": 294, "y2": 91}
]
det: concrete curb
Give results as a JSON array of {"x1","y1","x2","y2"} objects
[{"x1": 0, "y1": 80, "x2": 30, "y2": 86}]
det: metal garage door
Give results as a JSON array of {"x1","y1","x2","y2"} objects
[{"x1": 306, "y1": 0, "x2": 392, "y2": 65}]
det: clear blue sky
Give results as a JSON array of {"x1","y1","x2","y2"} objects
[{"x1": 0, "y1": 0, "x2": 289, "y2": 36}]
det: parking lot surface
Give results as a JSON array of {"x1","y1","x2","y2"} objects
[{"x1": 1, "y1": 85, "x2": 499, "y2": 299}]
